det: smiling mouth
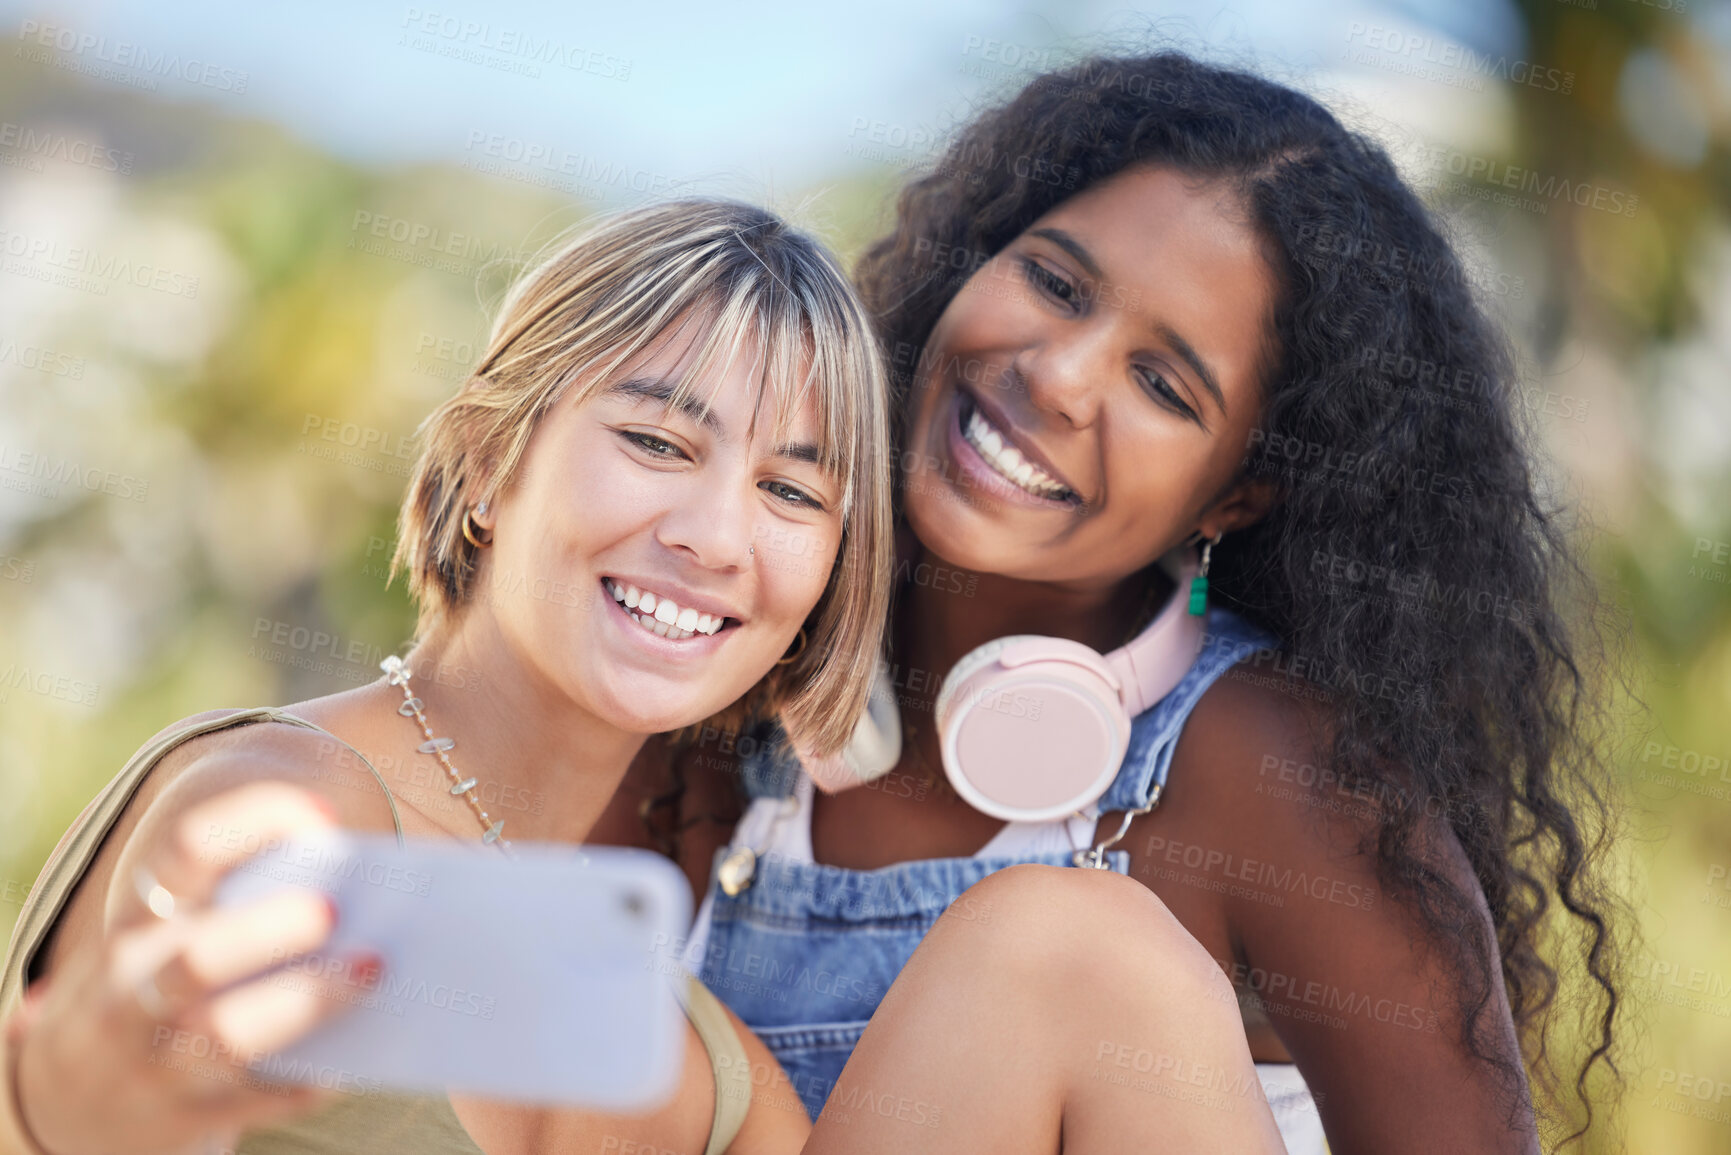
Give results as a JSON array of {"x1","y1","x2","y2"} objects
[
  {"x1": 603, "y1": 579, "x2": 732, "y2": 642},
  {"x1": 958, "y1": 392, "x2": 1078, "y2": 503}
]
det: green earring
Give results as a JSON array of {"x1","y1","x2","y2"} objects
[{"x1": 1188, "y1": 534, "x2": 1219, "y2": 616}]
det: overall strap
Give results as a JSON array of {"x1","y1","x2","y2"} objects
[{"x1": 1094, "y1": 608, "x2": 1280, "y2": 815}]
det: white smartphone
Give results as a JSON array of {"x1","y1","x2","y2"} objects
[{"x1": 212, "y1": 833, "x2": 693, "y2": 1110}]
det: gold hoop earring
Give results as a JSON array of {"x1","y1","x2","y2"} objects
[
  {"x1": 462, "y1": 506, "x2": 493, "y2": 549},
  {"x1": 776, "y1": 627, "x2": 808, "y2": 666}
]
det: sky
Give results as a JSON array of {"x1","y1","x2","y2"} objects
[{"x1": 0, "y1": 0, "x2": 1531, "y2": 190}]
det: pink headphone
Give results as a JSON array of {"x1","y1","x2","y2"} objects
[
  {"x1": 799, "y1": 554, "x2": 1206, "y2": 822},
  {"x1": 932, "y1": 553, "x2": 1205, "y2": 822}
]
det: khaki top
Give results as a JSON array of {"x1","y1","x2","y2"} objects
[{"x1": 0, "y1": 708, "x2": 751, "y2": 1155}]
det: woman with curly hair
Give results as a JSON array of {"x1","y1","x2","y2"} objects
[{"x1": 650, "y1": 52, "x2": 1624, "y2": 1154}]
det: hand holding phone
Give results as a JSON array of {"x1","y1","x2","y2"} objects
[{"x1": 213, "y1": 833, "x2": 694, "y2": 1110}]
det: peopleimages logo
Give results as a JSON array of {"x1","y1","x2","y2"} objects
[
  {"x1": 15, "y1": 20, "x2": 249, "y2": 92},
  {"x1": 1344, "y1": 23, "x2": 1574, "y2": 94},
  {"x1": 0, "y1": 339, "x2": 84, "y2": 379},
  {"x1": 0, "y1": 122, "x2": 133, "y2": 174},
  {"x1": 1415, "y1": 147, "x2": 1638, "y2": 217},
  {"x1": 0, "y1": 228, "x2": 202, "y2": 298},
  {"x1": 0, "y1": 663, "x2": 99, "y2": 707},
  {"x1": 399, "y1": 8, "x2": 631, "y2": 80},
  {"x1": 461, "y1": 131, "x2": 686, "y2": 197},
  {"x1": 0, "y1": 443, "x2": 149, "y2": 502}
]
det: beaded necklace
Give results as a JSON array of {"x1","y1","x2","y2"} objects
[{"x1": 381, "y1": 655, "x2": 513, "y2": 854}]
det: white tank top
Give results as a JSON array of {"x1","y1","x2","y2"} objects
[{"x1": 685, "y1": 775, "x2": 1330, "y2": 1153}]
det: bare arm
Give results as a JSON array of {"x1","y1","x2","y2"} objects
[{"x1": 1127, "y1": 676, "x2": 1538, "y2": 1155}]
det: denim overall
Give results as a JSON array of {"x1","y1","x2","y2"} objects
[{"x1": 695, "y1": 608, "x2": 1277, "y2": 1120}]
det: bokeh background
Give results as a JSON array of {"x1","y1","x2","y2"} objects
[{"x1": 0, "y1": 0, "x2": 1726, "y2": 1148}]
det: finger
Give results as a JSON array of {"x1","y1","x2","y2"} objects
[
  {"x1": 107, "y1": 917, "x2": 201, "y2": 1027},
  {"x1": 123, "y1": 782, "x2": 342, "y2": 927},
  {"x1": 182, "y1": 948, "x2": 385, "y2": 1067},
  {"x1": 138, "y1": 949, "x2": 381, "y2": 1116},
  {"x1": 147, "y1": 889, "x2": 340, "y2": 1014}
]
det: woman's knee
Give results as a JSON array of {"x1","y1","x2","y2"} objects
[{"x1": 939, "y1": 865, "x2": 1229, "y2": 1000}]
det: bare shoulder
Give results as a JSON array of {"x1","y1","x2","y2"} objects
[
  {"x1": 1138, "y1": 655, "x2": 1491, "y2": 981},
  {"x1": 137, "y1": 705, "x2": 402, "y2": 838},
  {"x1": 1126, "y1": 663, "x2": 1353, "y2": 856},
  {"x1": 1122, "y1": 661, "x2": 1444, "y2": 941},
  {"x1": 1179, "y1": 666, "x2": 1478, "y2": 887},
  {"x1": 1176, "y1": 665, "x2": 1341, "y2": 826}
]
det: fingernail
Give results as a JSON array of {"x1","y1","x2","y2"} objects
[
  {"x1": 349, "y1": 954, "x2": 383, "y2": 989},
  {"x1": 323, "y1": 895, "x2": 340, "y2": 930}
]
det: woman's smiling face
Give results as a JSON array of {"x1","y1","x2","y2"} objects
[
  {"x1": 901, "y1": 165, "x2": 1280, "y2": 589},
  {"x1": 476, "y1": 324, "x2": 843, "y2": 736}
]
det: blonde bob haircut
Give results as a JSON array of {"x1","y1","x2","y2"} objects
[{"x1": 392, "y1": 198, "x2": 892, "y2": 756}]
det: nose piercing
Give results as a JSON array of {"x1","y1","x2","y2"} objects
[{"x1": 748, "y1": 545, "x2": 755, "y2": 556}]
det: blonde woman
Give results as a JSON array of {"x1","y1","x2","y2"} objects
[{"x1": 0, "y1": 200, "x2": 1281, "y2": 1155}]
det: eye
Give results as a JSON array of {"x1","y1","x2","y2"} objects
[
  {"x1": 1020, "y1": 257, "x2": 1079, "y2": 311},
  {"x1": 1137, "y1": 368, "x2": 1199, "y2": 424},
  {"x1": 620, "y1": 431, "x2": 688, "y2": 459},
  {"x1": 762, "y1": 480, "x2": 824, "y2": 512}
]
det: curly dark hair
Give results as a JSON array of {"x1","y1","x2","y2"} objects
[{"x1": 854, "y1": 51, "x2": 1626, "y2": 1144}]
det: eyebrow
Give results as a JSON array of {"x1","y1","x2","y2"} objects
[
  {"x1": 1029, "y1": 228, "x2": 1228, "y2": 419},
  {"x1": 608, "y1": 376, "x2": 724, "y2": 435},
  {"x1": 605, "y1": 376, "x2": 827, "y2": 465},
  {"x1": 1154, "y1": 324, "x2": 1227, "y2": 418},
  {"x1": 1029, "y1": 227, "x2": 1103, "y2": 280}
]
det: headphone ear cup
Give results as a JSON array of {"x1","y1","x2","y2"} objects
[
  {"x1": 799, "y1": 658, "x2": 904, "y2": 793},
  {"x1": 844, "y1": 660, "x2": 902, "y2": 782},
  {"x1": 934, "y1": 636, "x2": 1019, "y2": 731},
  {"x1": 937, "y1": 636, "x2": 1132, "y2": 823}
]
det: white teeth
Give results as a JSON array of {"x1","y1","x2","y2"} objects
[
  {"x1": 609, "y1": 580, "x2": 728, "y2": 640},
  {"x1": 964, "y1": 402, "x2": 1071, "y2": 500}
]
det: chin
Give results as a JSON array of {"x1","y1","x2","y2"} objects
[
  {"x1": 902, "y1": 472, "x2": 1018, "y2": 575},
  {"x1": 588, "y1": 690, "x2": 706, "y2": 736},
  {"x1": 584, "y1": 676, "x2": 740, "y2": 737}
]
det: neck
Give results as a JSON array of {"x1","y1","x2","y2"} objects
[
  {"x1": 398, "y1": 614, "x2": 645, "y2": 845},
  {"x1": 893, "y1": 541, "x2": 1161, "y2": 725}
]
